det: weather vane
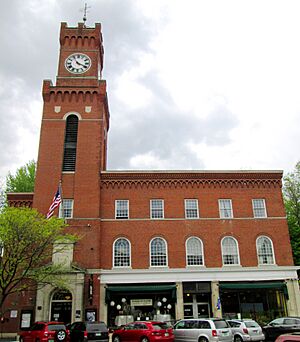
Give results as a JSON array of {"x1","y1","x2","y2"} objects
[{"x1": 81, "y1": 2, "x2": 91, "y2": 27}]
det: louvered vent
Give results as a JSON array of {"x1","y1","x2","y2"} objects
[{"x1": 62, "y1": 115, "x2": 78, "y2": 171}]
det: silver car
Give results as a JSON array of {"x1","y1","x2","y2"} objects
[
  {"x1": 227, "y1": 319, "x2": 265, "y2": 342},
  {"x1": 173, "y1": 318, "x2": 233, "y2": 342}
]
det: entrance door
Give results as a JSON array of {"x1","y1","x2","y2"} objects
[
  {"x1": 184, "y1": 294, "x2": 210, "y2": 318},
  {"x1": 50, "y1": 290, "x2": 72, "y2": 323}
]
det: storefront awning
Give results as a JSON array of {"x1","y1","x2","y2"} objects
[
  {"x1": 105, "y1": 284, "x2": 177, "y2": 303},
  {"x1": 219, "y1": 282, "x2": 288, "y2": 298}
]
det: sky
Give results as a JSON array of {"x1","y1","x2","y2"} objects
[{"x1": 0, "y1": 0, "x2": 300, "y2": 184}]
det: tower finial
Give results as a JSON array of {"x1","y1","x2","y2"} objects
[{"x1": 82, "y1": 2, "x2": 91, "y2": 27}]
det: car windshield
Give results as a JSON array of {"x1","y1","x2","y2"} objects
[
  {"x1": 152, "y1": 323, "x2": 170, "y2": 330},
  {"x1": 245, "y1": 321, "x2": 260, "y2": 328},
  {"x1": 214, "y1": 320, "x2": 229, "y2": 329},
  {"x1": 87, "y1": 323, "x2": 107, "y2": 332},
  {"x1": 48, "y1": 325, "x2": 66, "y2": 331}
]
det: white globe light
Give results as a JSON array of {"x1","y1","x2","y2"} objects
[
  {"x1": 162, "y1": 297, "x2": 167, "y2": 303},
  {"x1": 167, "y1": 304, "x2": 172, "y2": 309},
  {"x1": 116, "y1": 304, "x2": 121, "y2": 310},
  {"x1": 121, "y1": 297, "x2": 126, "y2": 303},
  {"x1": 157, "y1": 301, "x2": 162, "y2": 307},
  {"x1": 110, "y1": 301, "x2": 115, "y2": 307}
]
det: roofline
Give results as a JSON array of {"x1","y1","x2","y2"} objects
[{"x1": 102, "y1": 170, "x2": 283, "y2": 174}]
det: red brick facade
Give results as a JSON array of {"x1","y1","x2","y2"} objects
[{"x1": 4, "y1": 22, "x2": 300, "y2": 336}]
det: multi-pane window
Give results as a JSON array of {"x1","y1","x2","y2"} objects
[
  {"x1": 59, "y1": 199, "x2": 74, "y2": 218},
  {"x1": 185, "y1": 199, "x2": 199, "y2": 219},
  {"x1": 221, "y1": 237, "x2": 239, "y2": 265},
  {"x1": 115, "y1": 200, "x2": 129, "y2": 219},
  {"x1": 252, "y1": 199, "x2": 267, "y2": 218},
  {"x1": 113, "y1": 238, "x2": 131, "y2": 267},
  {"x1": 150, "y1": 237, "x2": 167, "y2": 266},
  {"x1": 62, "y1": 114, "x2": 79, "y2": 172},
  {"x1": 257, "y1": 236, "x2": 275, "y2": 265},
  {"x1": 186, "y1": 237, "x2": 204, "y2": 266},
  {"x1": 219, "y1": 199, "x2": 233, "y2": 218},
  {"x1": 150, "y1": 200, "x2": 164, "y2": 219}
]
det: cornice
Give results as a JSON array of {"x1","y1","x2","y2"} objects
[{"x1": 100, "y1": 171, "x2": 282, "y2": 189}]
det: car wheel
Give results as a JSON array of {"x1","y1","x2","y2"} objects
[
  {"x1": 199, "y1": 337, "x2": 208, "y2": 342},
  {"x1": 140, "y1": 337, "x2": 149, "y2": 342},
  {"x1": 234, "y1": 335, "x2": 243, "y2": 342},
  {"x1": 113, "y1": 336, "x2": 121, "y2": 342},
  {"x1": 55, "y1": 329, "x2": 67, "y2": 341}
]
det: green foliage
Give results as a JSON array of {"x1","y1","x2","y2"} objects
[
  {"x1": 0, "y1": 207, "x2": 77, "y2": 312},
  {"x1": 283, "y1": 161, "x2": 300, "y2": 265},
  {"x1": 6, "y1": 160, "x2": 36, "y2": 193}
]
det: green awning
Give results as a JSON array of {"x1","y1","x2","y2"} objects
[
  {"x1": 105, "y1": 284, "x2": 177, "y2": 303},
  {"x1": 219, "y1": 282, "x2": 288, "y2": 298}
]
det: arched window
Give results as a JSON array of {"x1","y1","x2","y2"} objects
[
  {"x1": 113, "y1": 238, "x2": 131, "y2": 267},
  {"x1": 62, "y1": 114, "x2": 79, "y2": 171},
  {"x1": 186, "y1": 237, "x2": 204, "y2": 266},
  {"x1": 257, "y1": 236, "x2": 275, "y2": 265},
  {"x1": 150, "y1": 237, "x2": 167, "y2": 267},
  {"x1": 221, "y1": 236, "x2": 240, "y2": 265}
]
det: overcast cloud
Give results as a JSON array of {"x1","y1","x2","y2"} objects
[{"x1": 0, "y1": 0, "x2": 300, "y2": 183}]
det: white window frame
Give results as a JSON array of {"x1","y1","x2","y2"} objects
[
  {"x1": 221, "y1": 236, "x2": 240, "y2": 266},
  {"x1": 256, "y1": 236, "x2": 275, "y2": 265},
  {"x1": 59, "y1": 199, "x2": 74, "y2": 219},
  {"x1": 186, "y1": 237, "x2": 204, "y2": 266},
  {"x1": 185, "y1": 199, "x2": 199, "y2": 219},
  {"x1": 115, "y1": 200, "x2": 129, "y2": 219},
  {"x1": 252, "y1": 199, "x2": 267, "y2": 218},
  {"x1": 150, "y1": 199, "x2": 164, "y2": 219},
  {"x1": 149, "y1": 237, "x2": 168, "y2": 267},
  {"x1": 219, "y1": 199, "x2": 233, "y2": 219},
  {"x1": 113, "y1": 238, "x2": 131, "y2": 268}
]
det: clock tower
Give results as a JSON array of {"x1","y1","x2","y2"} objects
[{"x1": 33, "y1": 22, "x2": 109, "y2": 219}]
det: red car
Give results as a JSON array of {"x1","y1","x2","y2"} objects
[
  {"x1": 19, "y1": 321, "x2": 67, "y2": 342},
  {"x1": 275, "y1": 333, "x2": 300, "y2": 342},
  {"x1": 112, "y1": 321, "x2": 174, "y2": 342}
]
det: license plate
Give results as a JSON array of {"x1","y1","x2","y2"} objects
[
  {"x1": 165, "y1": 332, "x2": 169, "y2": 336},
  {"x1": 95, "y1": 333, "x2": 102, "y2": 336},
  {"x1": 48, "y1": 340, "x2": 54, "y2": 342},
  {"x1": 222, "y1": 331, "x2": 229, "y2": 336}
]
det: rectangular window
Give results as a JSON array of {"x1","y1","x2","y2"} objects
[
  {"x1": 252, "y1": 199, "x2": 267, "y2": 218},
  {"x1": 115, "y1": 200, "x2": 129, "y2": 219},
  {"x1": 219, "y1": 199, "x2": 233, "y2": 218},
  {"x1": 59, "y1": 199, "x2": 74, "y2": 218},
  {"x1": 150, "y1": 199, "x2": 164, "y2": 219},
  {"x1": 185, "y1": 199, "x2": 199, "y2": 219}
]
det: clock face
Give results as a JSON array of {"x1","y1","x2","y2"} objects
[{"x1": 65, "y1": 53, "x2": 91, "y2": 74}]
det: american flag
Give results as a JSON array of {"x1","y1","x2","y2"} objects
[{"x1": 46, "y1": 186, "x2": 62, "y2": 219}]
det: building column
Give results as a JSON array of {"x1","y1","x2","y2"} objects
[
  {"x1": 175, "y1": 282, "x2": 184, "y2": 320},
  {"x1": 99, "y1": 283, "x2": 107, "y2": 324},
  {"x1": 286, "y1": 279, "x2": 300, "y2": 316},
  {"x1": 211, "y1": 281, "x2": 222, "y2": 318}
]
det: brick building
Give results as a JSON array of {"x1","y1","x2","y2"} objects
[{"x1": 4, "y1": 21, "x2": 300, "y2": 334}]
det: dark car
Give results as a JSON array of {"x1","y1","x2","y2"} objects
[
  {"x1": 263, "y1": 317, "x2": 300, "y2": 341},
  {"x1": 19, "y1": 321, "x2": 67, "y2": 342},
  {"x1": 112, "y1": 321, "x2": 174, "y2": 342},
  {"x1": 68, "y1": 321, "x2": 109, "y2": 342}
]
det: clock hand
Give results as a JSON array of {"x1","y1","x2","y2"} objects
[{"x1": 75, "y1": 58, "x2": 86, "y2": 67}]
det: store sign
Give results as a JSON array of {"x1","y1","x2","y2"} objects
[{"x1": 130, "y1": 299, "x2": 153, "y2": 306}]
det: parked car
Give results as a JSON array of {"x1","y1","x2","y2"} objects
[
  {"x1": 19, "y1": 321, "x2": 67, "y2": 342},
  {"x1": 68, "y1": 321, "x2": 109, "y2": 342},
  {"x1": 263, "y1": 317, "x2": 300, "y2": 341},
  {"x1": 173, "y1": 318, "x2": 232, "y2": 342},
  {"x1": 275, "y1": 332, "x2": 300, "y2": 342},
  {"x1": 227, "y1": 319, "x2": 265, "y2": 342},
  {"x1": 112, "y1": 321, "x2": 174, "y2": 342}
]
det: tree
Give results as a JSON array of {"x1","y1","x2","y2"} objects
[
  {"x1": 6, "y1": 160, "x2": 36, "y2": 193},
  {"x1": 283, "y1": 161, "x2": 300, "y2": 265},
  {"x1": 0, "y1": 207, "x2": 77, "y2": 314}
]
